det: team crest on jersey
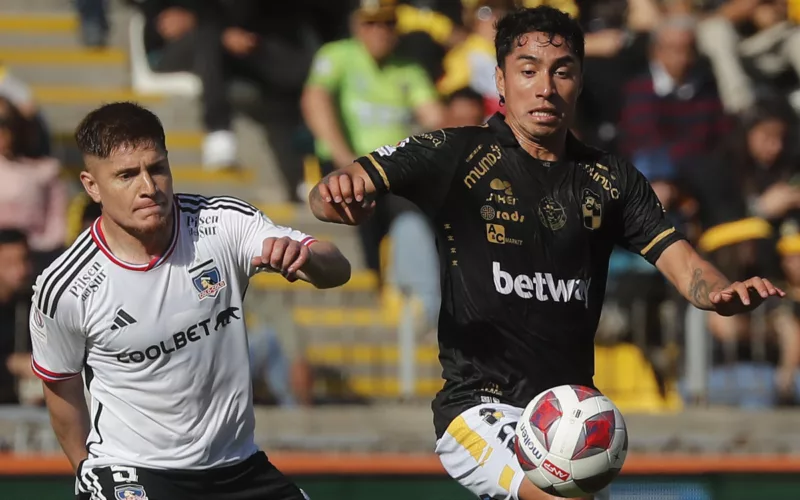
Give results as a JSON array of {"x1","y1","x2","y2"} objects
[
  {"x1": 192, "y1": 266, "x2": 227, "y2": 301},
  {"x1": 537, "y1": 197, "x2": 567, "y2": 231},
  {"x1": 114, "y1": 484, "x2": 148, "y2": 500},
  {"x1": 581, "y1": 189, "x2": 602, "y2": 230}
]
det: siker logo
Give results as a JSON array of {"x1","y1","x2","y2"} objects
[
  {"x1": 116, "y1": 307, "x2": 240, "y2": 364},
  {"x1": 492, "y1": 262, "x2": 590, "y2": 307},
  {"x1": 68, "y1": 261, "x2": 107, "y2": 301},
  {"x1": 542, "y1": 460, "x2": 570, "y2": 481},
  {"x1": 464, "y1": 144, "x2": 503, "y2": 189},
  {"x1": 520, "y1": 424, "x2": 544, "y2": 460},
  {"x1": 582, "y1": 163, "x2": 620, "y2": 200},
  {"x1": 486, "y1": 178, "x2": 518, "y2": 206},
  {"x1": 486, "y1": 224, "x2": 523, "y2": 245},
  {"x1": 190, "y1": 259, "x2": 227, "y2": 300}
]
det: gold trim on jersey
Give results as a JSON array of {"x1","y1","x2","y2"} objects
[
  {"x1": 367, "y1": 153, "x2": 391, "y2": 190},
  {"x1": 640, "y1": 227, "x2": 676, "y2": 256}
]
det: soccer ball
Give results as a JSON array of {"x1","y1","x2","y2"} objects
[{"x1": 513, "y1": 385, "x2": 628, "y2": 498}]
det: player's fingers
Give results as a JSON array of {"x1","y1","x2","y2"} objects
[
  {"x1": 287, "y1": 244, "x2": 309, "y2": 276},
  {"x1": 339, "y1": 174, "x2": 354, "y2": 204},
  {"x1": 317, "y1": 182, "x2": 333, "y2": 203},
  {"x1": 352, "y1": 175, "x2": 366, "y2": 202},
  {"x1": 326, "y1": 176, "x2": 343, "y2": 204},
  {"x1": 269, "y1": 237, "x2": 288, "y2": 269},
  {"x1": 747, "y1": 277, "x2": 770, "y2": 298},
  {"x1": 251, "y1": 256, "x2": 263, "y2": 268},
  {"x1": 761, "y1": 278, "x2": 784, "y2": 296},
  {"x1": 731, "y1": 281, "x2": 751, "y2": 305},
  {"x1": 258, "y1": 238, "x2": 275, "y2": 267},
  {"x1": 281, "y1": 241, "x2": 300, "y2": 273}
]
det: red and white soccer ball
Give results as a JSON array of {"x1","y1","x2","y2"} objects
[{"x1": 514, "y1": 385, "x2": 628, "y2": 498}]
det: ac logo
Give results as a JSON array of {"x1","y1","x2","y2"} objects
[
  {"x1": 581, "y1": 189, "x2": 602, "y2": 230},
  {"x1": 486, "y1": 224, "x2": 523, "y2": 245}
]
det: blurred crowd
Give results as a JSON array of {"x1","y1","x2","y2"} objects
[{"x1": 2, "y1": 0, "x2": 800, "y2": 412}]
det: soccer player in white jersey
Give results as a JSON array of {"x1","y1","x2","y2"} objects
[{"x1": 29, "y1": 102, "x2": 351, "y2": 500}]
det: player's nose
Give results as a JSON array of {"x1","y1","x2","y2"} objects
[{"x1": 533, "y1": 74, "x2": 555, "y2": 99}]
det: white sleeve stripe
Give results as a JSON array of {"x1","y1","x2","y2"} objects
[
  {"x1": 301, "y1": 236, "x2": 317, "y2": 247},
  {"x1": 177, "y1": 194, "x2": 257, "y2": 214},
  {"x1": 31, "y1": 358, "x2": 80, "y2": 382},
  {"x1": 36, "y1": 233, "x2": 92, "y2": 315}
]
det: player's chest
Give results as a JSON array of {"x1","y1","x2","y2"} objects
[
  {"x1": 81, "y1": 255, "x2": 241, "y2": 353},
  {"x1": 453, "y1": 150, "x2": 621, "y2": 256}
]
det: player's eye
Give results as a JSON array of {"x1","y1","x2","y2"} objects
[
  {"x1": 555, "y1": 70, "x2": 570, "y2": 78},
  {"x1": 522, "y1": 70, "x2": 535, "y2": 77}
]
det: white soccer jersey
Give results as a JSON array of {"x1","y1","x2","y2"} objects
[{"x1": 29, "y1": 194, "x2": 316, "y2": 470}]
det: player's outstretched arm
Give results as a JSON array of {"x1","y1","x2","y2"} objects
[
  {"x1": 42, "y1": 377, "x2": 91, "y2": 472},
  {"x1": 308, "y1": 163, "x2": 378, "y2": 225},
  {"x1": 252, "y1": 237, "x2": 351, "y2": 289},
  {"x1": 655, "y1": 240, "x2": 785, "y2": 316}
]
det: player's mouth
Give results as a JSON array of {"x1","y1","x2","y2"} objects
[{"x1": 529, "y1": 108, "x2": 561, "y2": 124}]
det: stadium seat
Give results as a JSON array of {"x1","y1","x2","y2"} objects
[
  {"x1": 128, "y1": 12, "x2": 202, "y2": 97},
  {"x1": 594, "y1": 343, "x2": 683, "y2": 413}
]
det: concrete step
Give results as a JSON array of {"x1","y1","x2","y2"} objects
[
  {"x1": 0, "y1": 13, "x2": 131, "y2": 48},
  {"x1": 0, "y1": 2, "x2": 75, "y2": 13},
  {"x1": 0, "y1": 48, "x2": 129, "y2": 87}
]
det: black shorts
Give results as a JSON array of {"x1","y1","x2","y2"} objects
[{"x1": 76, "y1": 451, "x2": 308, "y2": 500}]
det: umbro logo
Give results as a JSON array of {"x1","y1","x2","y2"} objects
[{"x1": 110, "y1": 309, "x2": 137, "y2": 331}]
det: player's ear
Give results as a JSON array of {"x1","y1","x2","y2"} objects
[
  {"x1": 495, "y1": 66, "x2": 505, "y2": 102},
  {"x1": 79, "y1": 169, "x2": 102, "y2": 204}
]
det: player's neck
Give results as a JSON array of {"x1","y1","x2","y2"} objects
[
  {"x1": 506, "y1": 117, "x2": 566, "y2": 162},
  {"x1": 99, "y1": 213, "x2": 174, "y2": 265}
]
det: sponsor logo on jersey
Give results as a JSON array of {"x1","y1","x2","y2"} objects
[
  {"x1": 110, "y1": 309, "x2": 137, "y2": 331},
  {"x1": 114, "y1": 484, "x2": 148, "y2": 500},
  {"x1": 68, "y1": 261, "x2": 107, "y2": 301},
  {"x1": 192, "y1": 266, "x2": 227, "y2": 300},
  {"x1": 464, "y1": 144, "x2": 503, "y2": 189},
  {"x1": 582, "y1": 162, "x2": 620, "y2": 200},
  {"x1": 542, "y1": 460, "x2": 570, "y2": 480},
  {"x1": 116, "y1": 307, "x2": 241, "y2": 364},
  {"x1": 581, "y1": 189, "x2": 602, "y2": 230},
  {"x1": 486, "y1": 224, "x2": 523, "y2": 245},
  {"x1": 485, "y1": 178, "x2": 518, "y2": 205},
  {"x1": 376, "y1": 137, "x2": 410, "y2": 157},
  {"x1": 482, "y1": 207, "x2": 525, "y2": 223},
  {"x1": 187, "y1": 214, "x2": 219, "y2": 238},
  {"x1": 537, "y1": 197, "x2": 567, "y2": 231},
  {"x1": 492, "y1": 262, "x2": 590, "y2": 306},
  {"x1": 411, "y1": 129, "x2": 446, "y2": 148}
]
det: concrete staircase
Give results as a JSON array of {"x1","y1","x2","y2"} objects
[{"x1": 0, "y1": 1, "x2": 445, "y2": 403}]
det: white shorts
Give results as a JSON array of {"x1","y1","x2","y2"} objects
[{"x1": 435, "y1": 403, "x2": 611, "y2": 500}]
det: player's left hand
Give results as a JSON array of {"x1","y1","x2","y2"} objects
[
  {"x1": 251, "y1": 236, "x2": 309, "y2": 282},
  {"x1": 710, "y1": 277, "x2": 786, "y2": 316}
]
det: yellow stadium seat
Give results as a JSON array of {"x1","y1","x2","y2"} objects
[{"x1": 594, "y1": 343, "x2": 682, "y2": 413}]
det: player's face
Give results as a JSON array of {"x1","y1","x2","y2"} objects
[
  {"x1": 0, "y1": 241, "x2": 30, "y2": 293},
  {"x1": 356, "y1": 18, "x2": 398, "y2": 60},
  {"x1": 495, "y1": 32, "x2": 581, "y2": 140},
  {"x1": 748, "y1": 118, "x2": 786, "y2": 168},
  {"x1": 80, "y1": 146, "x2": 174, "y2": 235}
]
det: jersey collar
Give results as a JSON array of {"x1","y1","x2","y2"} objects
[
  {"x1": 91, "y1": 202, "x2": 180, "y2": 272},
  {"x1": 486, "y1": 112, "x2": 592, "y2": 162}
]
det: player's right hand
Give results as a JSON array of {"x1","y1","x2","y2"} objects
[{"x1": 316, "y1": 171, "x2": 376, "y2": 225}]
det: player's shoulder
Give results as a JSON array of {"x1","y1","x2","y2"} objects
[
  {"x1": 33, "y1": 227, "x2": 100, "y2": 319},
  {"x1": 176, "y1": 193, "x2": 260, "y2": 220}
]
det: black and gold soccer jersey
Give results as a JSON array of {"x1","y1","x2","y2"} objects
[{"x1": 355, "y1": 113, "x2": 685, "y2": 437}]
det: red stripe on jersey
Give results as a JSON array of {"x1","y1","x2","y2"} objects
[
  {"x1": 91, "y1": 203, "x2": 180, "y2": 272},
  {"x1": 31, "y1": 358, "x2": 79, "y2": 382}
]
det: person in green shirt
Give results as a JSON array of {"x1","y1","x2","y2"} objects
[
  {"x1": 302, "y1": 0, "x2": 444, "y2": 172},
  {"x1": 301, "y1": 0, "x2": 445, "y2": 284}
]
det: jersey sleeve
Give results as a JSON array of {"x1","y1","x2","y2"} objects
[
  {"x1": 305, "y1": 42, "x2": 344, "y2": 92},
  {"x1": 355, "y1": 129, "x2": 461, "y2": 214},
  {"x1": 29, "y1": 277, "x2": 85, "y2": 382},
  {"x1": 615, "y1": 159, "x2": 686, "y2": 264},
  {"x1": 229, "y1": 205, "x2": 317, "y2": 278}
]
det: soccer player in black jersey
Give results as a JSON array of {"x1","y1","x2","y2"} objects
[{"x1": 309, "y1": 6, "x2": 784, "y2": 500}]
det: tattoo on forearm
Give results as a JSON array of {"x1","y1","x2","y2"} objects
[{"x1": 687, "y1": 268, "x2": 730, "y2": 309}]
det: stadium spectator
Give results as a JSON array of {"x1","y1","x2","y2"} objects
[
  {"x1": 0, "y1": 63, "x2": 51, "y2": 157},
  {"x1": 0, "y1": 230, "x2": 33, "y2": 405},
  {"x1": 437, "y1": 0, "x2": 516, "y2": 117},
  {"x1": 75, "y1": 0, "x2": 109, "y2": 47},
  {"x1": 617, "y1": 14, "x2": 732, "y2": 169},
  {"x1": 442, "y1": 87, "x2": 486, "y2": 127},
  {"x1": 302, "y1": 0, "x2": 444, "y2": 281},
  {"x1": 0, "y1": 97, "x2": 67, "y2": 275},
  {"x1": 127, "y1": 0, "x2": 315, "y2": 200}
]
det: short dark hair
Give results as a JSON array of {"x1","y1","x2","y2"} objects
[
  {"x1": 495, "y1": 6, "x2": 585, "y2": 70},
  {"x1": 446, "y1": 87, "x2": 485, "y2": 106},
  {"x1": 74, "y1": 102, "x2": 167, "y2": 159},
  {"x1": 0, "y1": 229, "x2": 27, "y2": 246}
]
